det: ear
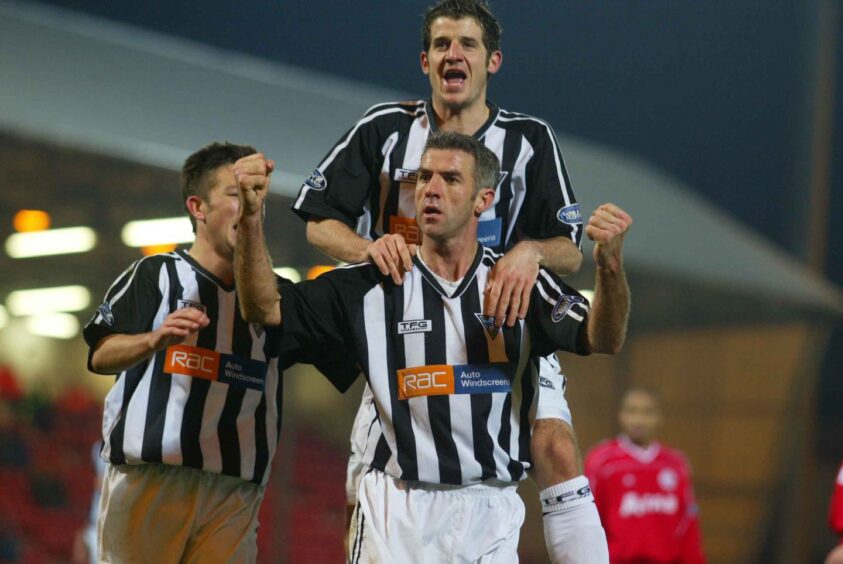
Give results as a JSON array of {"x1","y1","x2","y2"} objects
[
  {"x1": 487, "y1": 50, "x2": 502, "y2": 75},
  {"x1": 474, "y1": 187, "x2": 495, "y2": 216},
  {"x1": 186, "y1": 195, "x2": 206, "y2": 225},
  {"x1": 420, "y1": 50, "x2": 430, "y2": 75}
]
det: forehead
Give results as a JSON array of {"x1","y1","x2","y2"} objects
[
  {"x1": 621, "y1": 391, "x2": 658, "y2": 410},
  {"x1": 207, "y1": 164, "x2": 236, "y2": 193},
  {"x1": 421, "y1": 147, "x2": 474, "y2": 174},
  {"x1": 429, "y1": 16, "x2": 484, "y2": 42}
]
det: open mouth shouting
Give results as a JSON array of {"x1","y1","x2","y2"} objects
[{"x1": 442, "y1": 68, "x2": 467, "y2": 91}]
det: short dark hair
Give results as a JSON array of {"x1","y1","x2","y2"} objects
[
  {"x1": 181, "y1": 141, "x2": 256, "y2": 232},
  {"x1": 422, "y1": 0, "x2": 502, "y2": 55},
  {"x1": 423, "y1": 131, "x2": 500, "y2": 194}
]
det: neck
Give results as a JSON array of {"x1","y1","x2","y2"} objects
[
  {"x1": 431, "y1": 96, "x2": 490, "y2": 134},
  {"x1": 622, "y1": 434, "x2": 655, "y2": 450},
  {"x1": 188, "y1": 238, "x2": 234, "y2": 285},
  {"x1": 419, "y1": 235, "x2": 478, "y2": 282}
]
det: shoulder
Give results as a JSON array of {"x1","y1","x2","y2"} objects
[
  {"x1": 495, "y1": 107, "x2": 559, "y2": 141},
  {"x1": 359, "y1": 100, "x2": 425, "y2": 123},
  {"x1": 585, "y1": 438, "x2": 621, "y2": 466},
  {"x1": 306, "y1": 262, "x2": 386, "y2": 293},
  {"x1": 660, "y1": 445, "x2": 693, "y2": 472}
]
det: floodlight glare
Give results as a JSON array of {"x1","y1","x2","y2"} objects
[{"x1": 5, "y1": 227, "x2": 97, "y2": 258}]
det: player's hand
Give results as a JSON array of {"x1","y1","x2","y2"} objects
[
  {"x1": 366, "y1": 233, "x2": 416, "y2": 285},
  {"x1": 233, "y1": 153, "x2": 275, "y2": 217},
  {"x1": 586, "y1": 203, "x2": 632, "y2": 273},
  {"x1": 148, "y1": 307, "x2": 210, "y2": 351},
  {"x1": 484, "y1": 241, "x2": 541, "y2": 328}
]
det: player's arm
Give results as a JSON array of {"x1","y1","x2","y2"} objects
[
  {"x1": 678, "y1": 459, "x2": 706, "y2": 564},
  {"x1": 234, "y1": 153, "x2": 282, "y2": 327},
  {"x1": 583, "y1": 203, "x2": 632, "y2": 355},
  {"x1": 484, "y1": 122, "x2": 583, "y2": 328},
  {"x1": 90, "y1": 308, "x2": 209, "y2": 374},
  {"x1": 306, "y1": 217, "x2": 415, "y2": 285},
  {"x1": 484, "y1": 236, "x2": 582, "y2": 328}
]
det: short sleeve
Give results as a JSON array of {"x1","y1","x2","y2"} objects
[
  {"x1": 83, "y1": 258, "x2": 162, "y2": 367},
  {"x1": 527, "y1": 268, "x2": 590, "y2": 357},
  {"x1": 291, "y1": 113, "x2": 383, "y2": 228},
  {"x1": 518, "y1": 122, "x2": 583, "y2": 248}
]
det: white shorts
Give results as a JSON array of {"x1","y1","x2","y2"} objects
[
  {"x1": 533, "y1": 354, "x2": 573, "y2": 425},
  {"x1": 98, "y1": 463, "x2": 263, "y2": 563},
  {"x1": 349, "y1": 468, "x2": 525, "y2": 564}
]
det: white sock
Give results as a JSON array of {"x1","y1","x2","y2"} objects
[{"x1": 541, "y1": 476, "x2": 609, "y2": 564}]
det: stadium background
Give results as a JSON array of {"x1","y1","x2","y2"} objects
[{"x1": 0, "y1": 1, "x2": 842, "y2": 561}]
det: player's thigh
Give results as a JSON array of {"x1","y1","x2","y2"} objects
[
  {"x1": 182, "y1": 475, "x2": 264, "y2": 564},
  {"x1": 98, "y1": 464, "x2": 196, "y2": 563}
]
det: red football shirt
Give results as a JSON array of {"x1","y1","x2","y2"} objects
[
  {"x1": 585, "y1": 436, "x2": 705, "y2": 564},
  {"x1": 830, "y1": 461, "x2": 843, "y2": 543}
]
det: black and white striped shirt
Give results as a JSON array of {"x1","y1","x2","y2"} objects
[
  {"x1": 292, "y1": 99, "x2": 582, "y2": 252},
  {"x1": 279, "y1": 246, "x2": 590, "y2": 485},
  {"x1": 84, "y1": 250, "x2": 351, "y2": 485}
]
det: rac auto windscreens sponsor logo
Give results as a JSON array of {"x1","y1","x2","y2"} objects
[
  {"x1": 551, "y1": 295, "x2": 587, "y2": 323},
  {"x1": 397, "y1": 319, "x2": 432, "y2": 335},
  {"x1": 618, "y1": 492, "x2": 679, "y2": 518},
  {"x1": 389, "y1": 216, "x2": 421, "y2": 244},
  {"x1": 557, "y1": 204, "x2": 582, "y2": 225},
  {"x1": 304, "y1": 169, "x2": 327, "y2": 190},
  {"x1": 163, "y1": 345, "x2": 267, "y2": 391},
  {"x1": 397, "y1": 363, "x2": 513, "y2": 400}
]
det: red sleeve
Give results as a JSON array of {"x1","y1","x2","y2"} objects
[
  {"x1": 678, "y1": 457, "x2": 706, "y2": 564},
  {"x1": 830, "y1": 462, "x2": 843, "y2": 540}
]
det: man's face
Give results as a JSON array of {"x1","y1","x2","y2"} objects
[
  {"x1": 415, "y1": 148, "x2": 491, "y2": 243},
  {"x1": 421, "y1": 17, "x2": 502, "y2": 112},
  {"x1": 618, "y1": 390, "x2": 661, "y2": 447},
  {"x1": 194, "y1": 165, "x2": 241, "y2": 261}
]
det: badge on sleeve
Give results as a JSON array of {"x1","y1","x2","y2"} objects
[
  {"x1": 551, "y1": 295, "x2": 587, "y2": 322},
  {"x1": 304, "y1": 169, "x2": 327, "y2": 190},
  {"x1": 557, "y1": 204, "x2": 582, "y2": 225}
]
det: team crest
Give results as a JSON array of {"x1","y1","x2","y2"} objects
[
  {"x1": 474, "y1": 313, "x2": 500, "y2": 339},
  {"x1": 177, "y1": 299, "x2": 207, "y2": 314},
  {"x1": 96, "y1": 303, "x2": 115, "y2": 326},
  {"x1": 658, "y1": 468, "x2": 679, "y2": 492},
  {"x1": 551, "y1": 295, "x2": 586, "y2": 323},
  {"x1": 304, "y1": 169, "x2": 327, "y2": 190},
  {"x1": 495, "y1": 171, "x2": 510, "y2": 189},
  {"x1": 251, "y1": 323, "x2": 265, "y2": 338}
]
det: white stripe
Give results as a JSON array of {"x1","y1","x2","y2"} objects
[
  {"x1": 443, "y1": 293, "x2": 482, "y2": 483},
  {"x1": 261, "y1": 356, "x2": 280, "y2": 485},
  {"x1": 197, "y1": 286, "x2": 235, "y2": 474},
  {"x1": 293, "y1": 104, "x2": 420, "y2": 211},
  {"x1": 505, "y1": 135, "x2": 534, "y2": 246},
  {"x1": 160, "y1": 258, "x2": 201, "y2": 466},
  {"x1": 121, "y1": 264, "x2": 171, "y2": 462},
  {"x1": 100, "y1": 374, "x2": 125, "y2": 461},
  {"x1": 362, "y1": 285, "x2": 401, "y2": 477},
  {"x1": 402, "y1": 273, "x2": 438, "y2": 482},
  {"x1": 497, "y1": 114, "x2": 579, "y2": 243}
]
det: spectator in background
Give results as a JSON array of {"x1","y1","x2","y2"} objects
[
  {"x1": 585, "y1": 387, "x2": 705, "y2": 564},
  {"x1": 827, "y1": 461, "x2": 843, "y2": 564}
]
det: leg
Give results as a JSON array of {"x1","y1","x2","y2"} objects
[{"x1": 532, "y1": 356, "x2": 608, "y2": 564}]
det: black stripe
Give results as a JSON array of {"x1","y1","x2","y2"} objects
[
  {"x1": 460, "y1": 278, "x2": 497, "y2": 480},
  {"x1": 352, "y1": 501, "x2": 365, "y2": 563},
  {"x1": 494, "y1": 127, "x2": 523, "y2": 252},
  {"x1": 140, "y1": 261, "x2": 183, "y2": 462},
  {"x1": 251, "y1": 394, "x2": 268, "y2": 485},
  {"x1": 504, "y1": 317, "x2": 528, "y2": 480},
  {"x1": 383, "y1": 282, "x2": 418, "y2": 480},
  {"x1": 422, "y1": 282, "x2": 461, "y2": 484},
  {"x1": 218, "y1": 295, "x2": 251, "y2": 478},
  {"x1": 180, "y1": 272, "x2": 218, "y2": 470}
]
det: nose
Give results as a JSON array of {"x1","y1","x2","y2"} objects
[
  {"x1": 446, "y1": 40, "x2": 463, "y2": 62},
  {"x1": 423, "y1": 174, "x2": 443, "y2": 198}
]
